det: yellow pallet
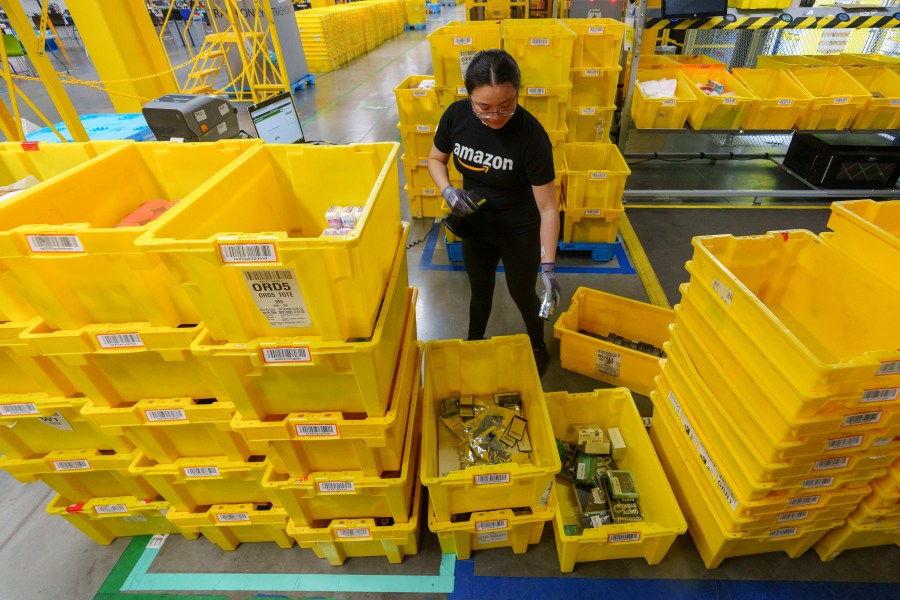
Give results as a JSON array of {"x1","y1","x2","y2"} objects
[
  {"x1": 261, "y1": 383, "x2": 420, "y2": 527},
  {"x1": 47, "y1": 495, "x2": 175, "y2": 545},
  {"x1": 679, "y1": 68, "x2": 757, "y2": 131},
  {"x1": 395, "y1": 75, "x2": 445, "y2": 127},
  {"x1": 137, "y1": 143, "x2": 401, "y2": 344},
  {"x1": 429, "y1": 21, "x2": 502, "y2": 87},
  {"x1": 193, "y1": 243, "x2": 414, "y2": 421},
  {"x1": 649, "y1": 391, "x2": 844, "y2": 569},
  {"x1": 565, "y1": 106, "x2": 615, "y2": 143},
  {"x1": 687, "y1": 230, "x2": 900, "y2": 401},
  {"x1": 501, "y1": 19, "x2": 576, "y2": 86},
  {"x1": 288, "y1": 475, "x2": 421, "y2": 566},
  {"x1": 232, "y1": 338, "x2": 421, "y2": 478},
  {"x1": 732, "y1": 69, "x2": 814, "y2": 131},
  {"x1": 547, "y1": 389, "x2": 686, "y2": 572},
  {"x1": 826, "y1": 200, "x2": 900, "y2": 294},
  {"x1": 789, "y1": 67, "x2": 871, "y2": 130},
  {"x1": 553, "y1": 288, "x2": 672, "y2": 397},
  {"x1": 561, "y1": 207, "x2": 622, "y2": 244},
  {"x1": 421, "y1": 336, "x2": 560, "y2": 522},
  {"x1": 0, "y1": 395, "x2": 133, "y2": 459},
  {"x1": 632, "y1": 68, "x2": 697, "y2": 129},
  {"x1": 0, "y1": 142, "x2": 260, "y2": 330},
  {"x1": 81, "y1": 397, "x2": 263, "y2": 464},
  {"x1": 0, "y1": 330, "x2": 78, "y2": 396},
  {"x1": 569, "y1": 67, "x2": 621, "y2": 107},
  {"x1": 815, "y1": 515, "x2": 900, "y2": 561},
  {"x1": 520, "y1": 83, "x2": 572, "y2": 132},
  {"x1": 560, "y1": 18, "x2": 626, "y2": 70},
  {"x1": 868, "y1": 465, "x2": 900, "y2": 510},
  {"x1": 0, "y1": 450, "x2": 157, "y2": 503},
  {"x1": 21, "y1": 321, "x2": 217, "y2": 408},
  {"x1": 405, "y1": 185, "x2": 444, "y2": 219},
  {"x1": 430, "y1": 504, "x2": 552, "y2": 560},
  {"x1": 167, "y1": 503, "x2": 294, "y2": 551},
  {"x1": 562, "y1": 143, "x2": 630, "y2": 211}
]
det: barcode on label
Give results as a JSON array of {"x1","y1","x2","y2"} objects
[
  {"x1": 418, "y1": 159, "x2": 429, "y2": 166},
  {"x1": 722, "y1": 98, "x2": 737, "y2": 105},
  {"x1": 586, "y1": 209, "x2": 601, "y2": 216},
  {"x1": 457, "y1": 87, "x2": 467, "y2": 95},
  {"x1": 216, "y1": 513, "x2": 250, "y2": 522},
  {"x1": 789, "y1": 495, "x2": 820, "y2": 507},
  {"x1": 843, "y1": 411, "x2": 881, "y2": 427},
  {"x1": 27, "y1": 234, "x2": 84, "y2": 253},
  {"x1": 778, "y1": 510, "x2": 809, "y2": 523},
  {"x1": 318, "y1": 481, "x2": 354, "y2": 492},
  {"x1": 814, "y1": 457, "x2": 849, "y2": 471},
  {"x1": 183, "y1": 466, "x2": 220, "y2": 477},
  {"x1": 424, "y1": 188, "x2": 437, "y2": 195},
  {"x1": 97, "y1": 333, "x2": 143, "y2": 349},
  {"x1": 262, "y1": 347, "x2": 312, "y2": 363},
  {"x1": 608, "y1": 532, "x2": 641, "y2": 543},
  {"x1": 662, "y1": 99, "x2": 676, "y2": 107},
  {"x1": 584, "y1": 69, "x2": 600, "y2": 77},
  {"x1": 0, "y1": 403, "x2": 39, "y2": 416},
  {"x1": 336, "y1": 528, "x2": 370, "y2": 538},
  {"x1": 474, "y1": 473, "x2": 510, "y2": 485},
  {"x1": 416, "y1": 125, "x2": 431, "y2": 132},
  {"x1": 530, "y1": 37, "x2": 549, "y2": 46},
  {"x1": 590, "y1": 172, "x2": 608, "y2": 180},
  {"x1": 769, "y1": 527, "x2": 798, "y2": 538},
  {"x1": 527, "y1": 87, "x2": 546, "y2": 95},
  {"x1": 454, "y1": 37, "x2": 473, "y2": 45},
  {"x1": 862, "y1": 388, "x2": 899, "y2": 402},
  {"x1": 296, "y1": 424, "x2": 338, "y2": 437},
  {"x1": 94, "y1": 504, "x2": 127, "y2": 514},
  {"x1": 827, "y1": 436, "x2": 863, "y2": 451},
  {"x1": 711, "y1": 279, "x2": 734, "y2": 306},
  {"x1": 145, "y1": 409, "x2": 187, "y2": 422},
  {"x1": 538, "y1": 480, "x2": 553, "y2": 506},
  {"x1": 802, "y1": 477, "x2": 834, "y2": 489},
  {"x1": 877, "y1": 361, "x2": 900, "y2": 376},
  {"x1": 833, "y1": 97, "x2": 849, "y2": 104},
  {"x1": 581, "y1": 107, "x2": 597, "y2": 115},
  {"x1": 477, "y1": 530, "x2": 508, "y2": 544},
  {"x1": 891, "y1": 99, "x2": 900, "y2": 106},
  {"x1": 476, "y1": 519, "x2": 508, "y2": 531},
  {"x1": 413, "y1": 90, "x2": 427, "y2": 97},
  {"x1": 54, "y1": 460, "x2": 90, "y2": 471},
  {"x1": 588, "y1": 26, "x2": 605, "y2": 34},
  {"x1": 219, "y1": 243, "x2": 276, "y2": 263},
  {"x1": 668, "y1": 390, "x2": 683, "y2": 417},
  {"x1": 777, "y1": 99, "x2": 793, "y2": 106}
]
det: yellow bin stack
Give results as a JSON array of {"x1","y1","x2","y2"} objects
[
  {"x1": 649, "y1": 225, "x2": 900, "y2": 568},
  {"x1": 421, "y1": 336, "x2": 561, "y2": 559}
]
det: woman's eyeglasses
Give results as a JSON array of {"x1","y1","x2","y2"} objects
[{"x1": 471, "y1": 95, "x2": 518, "y2": 119}]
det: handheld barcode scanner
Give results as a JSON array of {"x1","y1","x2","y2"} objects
[{"x1": 441, "y1": 192, "x2": 487, "y2": 239}]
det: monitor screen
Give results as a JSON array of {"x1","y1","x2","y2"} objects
[
  {"x1": 661, "y1": 0, "x2": 728, "y2": 19},
  {"x1": 248, "y1": 92, "x2": 305, "y2": 144}
]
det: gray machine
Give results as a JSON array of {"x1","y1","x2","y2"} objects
[{"x1": 142, "y1": 94, "x2": 240, "y2": 142}]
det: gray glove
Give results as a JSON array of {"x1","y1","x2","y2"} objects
[{"x1": 442, "y1": 186, "x2": 482, "y2": 218}]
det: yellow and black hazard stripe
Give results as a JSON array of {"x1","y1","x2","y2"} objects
[{"x1": 646, "y1": 13, "x2": 900, "y2": 30}]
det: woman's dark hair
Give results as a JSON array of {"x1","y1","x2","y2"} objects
[{"x1": 464, "y1": 49, "x2": 521, "y2": 95}]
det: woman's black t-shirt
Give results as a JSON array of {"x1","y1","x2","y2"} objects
[{"x1": 433, "y1": 100, "x2": 554, "y2": 236}]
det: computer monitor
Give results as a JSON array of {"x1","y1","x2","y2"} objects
[
  {"x1": 661, "y1": 0, "x2": 728, "y2": 19},
  {"x1": 248, "y1": 92, "x2": 305, "y2": 144}
]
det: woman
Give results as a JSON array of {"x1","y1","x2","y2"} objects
[{"x1": 427, "y1": 49, "x2": 560, "y2": 376}]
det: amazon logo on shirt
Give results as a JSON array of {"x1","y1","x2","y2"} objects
[{"x1": 453, "y1": 143, "x2": 514, "y2": 173}]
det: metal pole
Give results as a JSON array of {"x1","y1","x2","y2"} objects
[{"x1": 617, "y1": 0, "x2": 648, "y2": 153}]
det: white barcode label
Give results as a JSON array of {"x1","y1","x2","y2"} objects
[
  {"x1": 538, "y1": 480, "x2": 553, "y2": 506},
  {"x1": 872, "y1": 436, "x2": 893, "y2": 448},
  {"x1": 219, "y1": 243, "x2": 276, "y2": 263},
  {"x1": 477, "y1": 530, "x2": 509, "y2": 544},
  {"x1": 0, "y1": 403, "x2": 39, "y2": 416},
  {"x1": 802, "y1": 477, "x2": 834, "y2": 489},
  {"x1": 424, "y1": 188, "x2": 437, "y2": 195},
  {"x1": 145, "y1": 409, "x2": 187, "y2": 422},
  {"x1": 588, "y1": 26, "x2": 605, "y2": 34},
  {"x1": 530, "y1": 38, "x2": 549, "y2": 46},
  {"x1": 827, "y1": 436, "x2": 863, "y2": 451},
  {"x1": 454, "y1": 36, "x2": 473, "y2": 45},
  {"x1": 416, "y1": 125, "x2": 431, "y2": 132},
  {"x1": 789, "y1": 495, "x2": 820, "y2": 507},
  {"x1": 833, "y1": 97, "x2": 849, "y2": 104},
  {"x1": 97, "y1": 333, "x2": 144, "y2": 349},
  {"x1": 26, "y1": 234, "x2": 84, "y2": 253},
  {"x1": 336, "y1": 528, "x2": 370, "y2": 538},
  {"x1": 476, "y1": 519, "x2": 508, "y2": 531},
  {"x1": 596, "y1": 348, "x2": 621, "y2": 377},
  {"x1": 777, "y1": 99, "x2": 793, "y2": 106},
  {"x1": 243, "y1": 269, "x2": 311, "y2": 329},
  {"x1": 296, "y1": 424, "x2": 338, "y2": 437},
  {"x1": 413, "y1": 90, "x2": 426, "y2": 97},
  {"x1": 590, "y1": 172, "x2": 608, "y2": 180},
  {"x1": 608, "y1": 532, "x2": 641, "y2": 543},
  {"x1": 581, "y1": 107, "x2": 597, "y2": 115},
  {"x1": 39, "y1": 412, "x2": 72, "y2": 431},
  {"x1": 54, "y1": 460, "x2": 90, "y2": 471},
  {"x1": 778, "y1": 510, "x2": 809, "y2": 523},
  {"x1": 843, "y1": 411, "x2": 881, "y2": 427},
  {"x1": 216, "y1": 513, "x2": 250, "y2": 522},
  {"x1": 722, "y1": 98, "x2": 737, "y2": 105},
  {"x1": 662, "y1": 99, "x2": 676, "y2": 107},
  {"x1": 891, "y1": 99, "x2": 900, "y2": 106},
  {"x1": 527, "y1": 87, "x2": 546, "y2": 95},
  {"x1": 716, "y1": 473, "x2": 739, "y2": 511},
  {"x1": 318, "y1": 481, "x2": 354, "y2": 493},
  {"x1": 862, "y1": 388, "x2": 899, "y2": 403},
  {"x1": 418, "y1": 159, "x2": 429, "y2": 166},
  {"x1": 585, "y1": 209, "x2": 601, "y2": 216},
  {"x1": 769, "y1": 527, "x2": 798, "y2": 538},
  {"x1": 877, "y1": 361, "x2": 900, "y2": 376},
  {"x1": 457, "y1": 86, "x2": 467, "y2": 95},
  {"x1": 474, "y1": 473, "x2": 510, "y2": 485},
  {"x1": 217, "y1": 122, "x2": 227, "y2": 135},
  {"x1": 814, "y1": 457, "x2": 849, "y2": 471},
  {"x1": 262, "y1": 347, "x2": 311, "y2": 363},
  {"x1": 147, "y1": 534, "x2": 168, "y2": 549},
  {"x1": 94, "y1": 504, "x2": 128, "y2": 514},
  {"x1": 711, "y1": 279, "x2": 734, "y2": 307},
  {"x1": 183, "y1": 466, "x2": 220, "y2": 477},
  {"x1": 668, "y1": 390, "x2": 683, "y2": 417}
]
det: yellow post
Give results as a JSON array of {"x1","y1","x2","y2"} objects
[
  {"x1": 0, "y1": 0, "x2": 88, "y2": 141},
  {"x1": 65, "y1": 0, "x2": 179, "y2": 112}
]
